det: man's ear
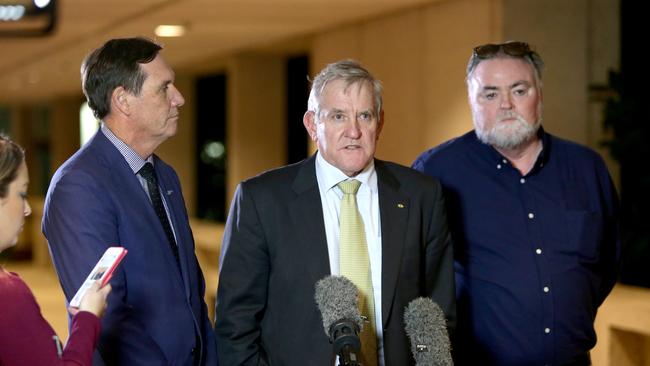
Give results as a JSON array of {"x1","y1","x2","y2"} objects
[
  {"x1": 376, "y1": 110, "x2": 384, "y2": 140},
  {"x1": 111, "y1": 86, "x2": 130, "y2": 116},
  {"x1": 303, "y1": 111, "x2": 318, "y2": 141}
]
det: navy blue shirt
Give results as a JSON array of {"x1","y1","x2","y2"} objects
[{"x1": 413, "y1": 130, "x2": 620, "y2": 366}]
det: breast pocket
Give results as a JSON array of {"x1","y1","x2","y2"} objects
[{"x1": 565, "y1": 210, "x2": 603, "y2": 261}]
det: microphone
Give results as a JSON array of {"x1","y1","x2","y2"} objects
[
  {"x1": 315, "y1": 275, "x2": 363, "y2": 366},
  {"x1": 404, "y1": 297, "x2": 453, "y2": 366}
]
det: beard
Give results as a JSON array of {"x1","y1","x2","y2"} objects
[{"x1": 474, "y1": 111, "x2": 542, "y2": 150}]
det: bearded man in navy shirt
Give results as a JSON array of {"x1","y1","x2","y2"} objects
[{"x1": 413, "y1": 41, "x2": 620, "y2": 366}]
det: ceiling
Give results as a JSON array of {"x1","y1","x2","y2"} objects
[{"x1": 0, "y1": 0, "x2": 435, "y2": 103}]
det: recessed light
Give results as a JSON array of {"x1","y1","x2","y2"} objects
[
  {"x1": 155, "y1": 24, "x2": 186, "y2": 37},
  {"x1": 34, "y1": 0, "x2": 52, "y2": 9}
]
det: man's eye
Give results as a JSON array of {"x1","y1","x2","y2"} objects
[
  {"x1": 359, "y1": 112, "x2": 371, "y2": 121},
  {"x1": 484, "y1": 93, "x2": 497, "y2": 100}
]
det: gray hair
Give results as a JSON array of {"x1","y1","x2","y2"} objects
[{"x1": 307, "y1": 59, "x2": 383, "y2": 118}]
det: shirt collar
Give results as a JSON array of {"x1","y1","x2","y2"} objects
[
  {"x1": 315, "y1": 151, "x2": 377, "y2": 194},
  {"x1": 537, "y1": 127, "x2": 551, "y2": 167},
  {"x1": 101, "y1": 123, "x2": 153, "y2": 174},
  {"x1": 472, "y1": 126, "x2": 551, "y2": 175}
]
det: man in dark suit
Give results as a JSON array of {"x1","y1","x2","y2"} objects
[
  {"x1": 215, "y1": 60, "x2": 455, "y2": 365},
  {"x1": 42, "y1": 37, "x2": 217, "y2": 365}
]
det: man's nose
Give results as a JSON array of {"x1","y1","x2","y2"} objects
[
  {"x1": 500, "y1": 94, "x2": 513, "y2": 109},
  {"x1": 345, "y1": 120, "x2": 362, "y2": 138},
  {"x1": 171, "y1": 85, "x2": 185, "y2": 107}
]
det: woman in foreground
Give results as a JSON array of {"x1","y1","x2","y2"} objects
[{"x1": 0, "y1": 134, "x2": 111, "y2": 365}]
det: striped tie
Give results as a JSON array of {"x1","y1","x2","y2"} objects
[{"x1": 337, "y1": 179, "x2": 378, "y2": 366}]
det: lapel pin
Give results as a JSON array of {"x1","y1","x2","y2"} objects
[
  {"x1": 397, "y1": 203, "x2": 405, "y2": 208},
  {"x1": 166, "y1": 190, "x2": 174, "y2": 196}
]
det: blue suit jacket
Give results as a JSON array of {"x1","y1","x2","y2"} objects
[{"x1": 42, "y1": 131, "x2": 217, "y2": 365}]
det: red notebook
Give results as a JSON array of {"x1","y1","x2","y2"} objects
[{"x1": 69, "y1": 246, "x2": 127, "y2": 308}]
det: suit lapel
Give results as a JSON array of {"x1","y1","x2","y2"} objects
[
  {"x1": 94, "y1": 133, "x2": 187, "y2": 293},
  {"x1": 376, "y1": 160, "x2": 410, "y2": 327},
  {"x1": 290, "y1": 156, "x2": 331, "y2": 282}
]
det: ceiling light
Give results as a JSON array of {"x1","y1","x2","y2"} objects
[
  {"x1": 33, "y1": 0, "x2": 52, "y2": 9},
  {"x1": 0, "y1": 5, "x2": 25, "y2": 21},
  {"x1": 0, "y1": 0, "x2": 56, "y2": 36},
  {"x1": 155, "y1": 24, "x2": 186, "y2": 37}
]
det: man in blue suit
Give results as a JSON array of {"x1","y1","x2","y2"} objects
[{"x1": 42, "y1": 37, "x2": 217, "y2": 365}]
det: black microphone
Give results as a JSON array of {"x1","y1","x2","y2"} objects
[
  {"x1": 404, "y1": 297, "x2": 453, "y2": 366},
  {"x1": 315, "y1": 275, "x2": 363, "y2": 366}
]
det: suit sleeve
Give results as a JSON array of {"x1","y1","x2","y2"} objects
[
  {"x1": 424, "y1": 179, "x2": 456, "y2": 332},
  {"x1": 43, "y1": 170, "x2": 119, "y2": 299},
  {"x1": 42, "y1": 169, "x2": 127, "y2": 363},
  {"x1": 215, "y1": 182, "x2": 270, "y2": 366}
]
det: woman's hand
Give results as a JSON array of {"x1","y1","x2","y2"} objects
[{"x1": 70, "y1": 281, "x2": 112, "y2": 317}]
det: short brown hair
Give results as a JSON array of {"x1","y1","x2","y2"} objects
[{"x1": 81, "y1": 37, "x2": 162, "y2": 120}]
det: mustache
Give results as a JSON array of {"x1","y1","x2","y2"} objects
[{"x1": 496, "y1": 111, "x2": 524, "y2": 122}]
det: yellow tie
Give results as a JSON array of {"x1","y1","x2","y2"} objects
[{"x1": 337, "y1": 179, "x2": 378, "y2": 366}]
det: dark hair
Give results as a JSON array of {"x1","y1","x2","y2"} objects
[
  {"x1": 0, "y1": 134, "x2": 25, "y2": 199},
  {"x1": 81, "y1": 37, "x2": 162, "y2": 120},
  {"x1": 466, "y1": 41, "x2": 545, "y2": 81}
]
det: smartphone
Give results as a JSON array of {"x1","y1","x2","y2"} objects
[{"x1": 69, "y1": 246, "x2": 127, "y2": 308}]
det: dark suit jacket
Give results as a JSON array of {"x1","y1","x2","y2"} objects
[
  {"x1": 42, "y1": 131, "x2": 217, "y2": 365},
  {"x1": 215, "y1": 155, "x2": 455, "y2": 365}
]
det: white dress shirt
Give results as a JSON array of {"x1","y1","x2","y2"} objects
[{"x1": 315, "y1": 152, "x2": 385, "y2": 366}]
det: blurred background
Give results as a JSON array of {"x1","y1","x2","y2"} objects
[{"x1": 1, "y1": 0, "x2": 647, "y2": 364}]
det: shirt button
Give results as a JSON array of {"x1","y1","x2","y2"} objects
[
  {"x1": 528, "y1": 213, "x2": 535, "y2": 219},
  {"x1": 543, "y1": 286, "x2": 550, "y2": 293},
  {"x1": 497, "y1": 164, "x2": 502, "y2": 169},
  {"x1": 536, "y1": 248, "x2": 542, "y2": 255},
  {"x1": 520, "y1": 178, "x2": 526, "y2": 184},
  {"x1": 544, "y1": 328, "x2": 551, "y2": 334}
]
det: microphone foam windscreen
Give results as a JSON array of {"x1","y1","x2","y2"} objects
[
  {"x1": 404, "y1": 297, "x2": 453, "y2": 366},
  {"x1": 314, "y1": 275, "x2": 363, "y2": 336}
]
